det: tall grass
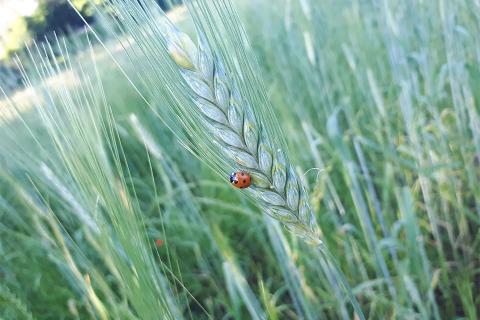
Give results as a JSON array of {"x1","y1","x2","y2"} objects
[{"x1": 1, "y1": 0, "x2": 480, "y2": 319}]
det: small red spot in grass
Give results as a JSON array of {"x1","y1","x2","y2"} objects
[{"x1": 155, "y1": 239, "x2": 164, "y2": 247}]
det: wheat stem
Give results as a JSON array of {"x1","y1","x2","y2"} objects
[{"x1": 320, "y1": 246, "x2": 366, "y2": 320}]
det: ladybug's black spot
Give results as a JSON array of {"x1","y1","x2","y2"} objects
[
  {"x1": 234, "y1": 181, "x2": 238, "y2": 184},
  {"x1": 241, "y1": 172, "x2": 245, "y2": 176},
  {"x1": 243, "y1": 179, "x2": 246, "y2": 183}
]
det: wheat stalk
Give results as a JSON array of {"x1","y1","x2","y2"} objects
[{"x1": 165, "y1": 29, "x2": 321, "y2": 245}]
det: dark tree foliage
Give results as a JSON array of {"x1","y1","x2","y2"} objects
[
  {"x1": 24, "y1": 0, "x2": 174, "y2": 41},
  {"x1": 24, "y1": 0, "x2": 94, "y2": 41},
  {"x1": 156, "y1": 0, "x2": 170, "y2": 10}
]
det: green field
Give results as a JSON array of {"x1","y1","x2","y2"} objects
[{"x1": 1, "y1": 0, "x2": 480, "y2": 319}]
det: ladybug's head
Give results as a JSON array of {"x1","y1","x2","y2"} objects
[{"x1": 229, "y1": 172, "x2": 237, "y2": 183}]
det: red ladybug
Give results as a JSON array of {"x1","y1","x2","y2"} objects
[{"x1": 229, "y1": 171, "x2": 252, "y2": 189}]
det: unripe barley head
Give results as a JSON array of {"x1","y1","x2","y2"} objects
[{"x1": 165, "y1": 27, "x2": 321, "y2": 245}]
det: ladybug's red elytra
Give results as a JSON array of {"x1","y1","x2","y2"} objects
[{"x1": 229, "y1": 171, "x2": 252, "y2": 189}]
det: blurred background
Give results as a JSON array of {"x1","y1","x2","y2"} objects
[
  {"x1": 1, "y1": 0, "x2": 480, "y2": 319},
  {"x1": 0, "y1": 0, "x2": 173, "y2": 93}
]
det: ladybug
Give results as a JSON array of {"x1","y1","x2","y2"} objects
[{"x1": 229, "y1": 171, "x2": 252, "y2": 189}]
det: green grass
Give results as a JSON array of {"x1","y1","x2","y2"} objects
[{"x1": 1, "y1": 0, "x2": 480, "y2": 319}]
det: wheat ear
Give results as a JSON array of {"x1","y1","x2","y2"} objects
[{"x1": 166, "y1": 29, "x2": 320, "y2": 245}]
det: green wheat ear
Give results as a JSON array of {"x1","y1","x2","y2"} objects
[{"x1": 166, "y1": 27, "x2": 321, "y2": 246}]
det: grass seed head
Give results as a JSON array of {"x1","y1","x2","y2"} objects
[{"x1": 166, "y1": 29, "x2": 320, "y2": 245}]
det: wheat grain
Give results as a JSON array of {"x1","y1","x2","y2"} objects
[{"x1": 166, "y1": 28, "x2": 320, "y2": 245}]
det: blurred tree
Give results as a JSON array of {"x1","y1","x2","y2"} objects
[
  {"x1": 0, "y1": 0, "x2": 177, "y2": 60},
  {"x1": 23, "y1": 0, "x2": 172, "y2": 41},
  {"x1": 24, "y1": 0, "x2": 96, "y2": 41},
  {"x1": 156, "y1": 0, "x2": 168, "y2": 9},
  {"x1": 2, "y1": 18, "x2": 30, "y2": 56}
]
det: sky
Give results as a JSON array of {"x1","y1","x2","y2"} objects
[
  {"x1": 0, "y1": 0, "x2": 38, "y2": 56},
  {"x1": 0, "y1": 0, "x2": 38, "y2": 34}
]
